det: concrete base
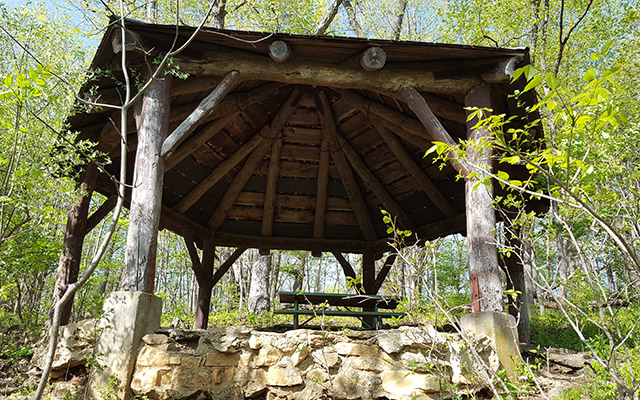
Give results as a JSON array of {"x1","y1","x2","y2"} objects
[
  {"x1": 460, "y1": 312, "x2": 522, "y2": 379},
  {"x1": 88, "y1": 291, "x2": 162, "y2": 399}
]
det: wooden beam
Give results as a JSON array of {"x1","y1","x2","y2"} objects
[
  {"x1": 162, "y1": 71, "x2": 240, "y2": 159},
  {"x1": 384, "y1": 91, "x2": 465, "y2": 124},
  {"x1": 207, "y1": 140, "x2": 271, "y2": 230},
  {"x1": 332, "y1": 251, "x2": 363, "y2": 293},
  {"x1": 164, "y1": 112, "x2": 238, "y2": 171},
  {"x1": 400, "y1": 86, "x2": 471, "y2": 176},
  {"x1": 374, "y1": 122, "x2": 458, "y2": 217},
  {"x1": 85, "y1": 194, "x2": 117, "y2": 234},
  {"x1": 173, "y1": 128, "x2": 267, "y2": 213},
  {"x1": 182, "y1": 229, "x2": 204, "y2": 281},
  {"x1": 122, "y1": 74, "x2": 171, "y2": 292},
  {"x1": 260, "y1": 138, "x2": 283, "y2": 253},
  {"x1": 335, "y1": 89, "x2": 431, "y2": 148},
  {"x1": 313, "y1": 136, "x2": 330, "y2": 247},
  {"x1": 212, "y1": 246, "x2": 248, "y2": 286},
  {"x1": 162, "y1": 205, "x2": 368, "y2": 253},
  {"x1": 331, "y1": 123, "x2": 415, "y2": 230},
  {"x1": 175, "y1": 45, "x2": 482, "y2": 95},
  {"x1": 174, "y1": 88, "x2": 300, "y2": 214},
  {"x1": 362, "y1": 250, "x2": 376, "y2": 294},
  {"x1": 194, "y1": 233, "x2": 216, "y2": 329},
  {"x1": 269, "y1": 40, "x2": 291, "y2": 62},
  {"x1": 372, "y1": 253, "x2": 397, "y2": 294},
  {"x1": 316, "y1": 92, "x2": 378, "y2": 242},
  {"x1": 464, "y1": 85, "x2": 502, "y2": 313},
  {"x1": 311, "y1": 137, "x2": 330, "y2": 258}
]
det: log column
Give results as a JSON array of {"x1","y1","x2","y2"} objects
[
  {"x1": 48, "y1": 163, "x2": 98, "y2": 326},
  {"x1": 464, "y1": 85, "x2": 503, "y2": 313},
  {"x1": 121, "y1": 75, "x2": 171, "y2": 291},
  {"x1": 501, "y1": 213, "x2": 530, "y2": 343}
]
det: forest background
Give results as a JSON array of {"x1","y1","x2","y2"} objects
[{"x1": 0, "y1": 0, "x2": 639, "y2": 398}]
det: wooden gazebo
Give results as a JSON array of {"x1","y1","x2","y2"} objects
[{"x1": 56, "y1": 19, "x2": 543, "y2": 335}]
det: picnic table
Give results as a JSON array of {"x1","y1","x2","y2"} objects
[{"x1": 274, "y1": 291, "x2": 405, "y2": 330}]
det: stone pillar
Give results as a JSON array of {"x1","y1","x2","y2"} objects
[
  {"x1": 89, "y1": 291, "x2": 163, "y2": 399},
  {"x1": 460, "y1": 312, "x2": 522, "y2": 379},
  {"x1": 464, "y1": 85, "x2": 504, "y2": 313}
]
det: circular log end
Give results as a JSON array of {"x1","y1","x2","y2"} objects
[
  {"x1": 269, "y1": 40, "x2": 291, "y2": 63},
  {"x1": 360, "y1": 47, "x2": 387, "y2": 71}
]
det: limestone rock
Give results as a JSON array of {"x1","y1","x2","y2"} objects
[
  {"x1": 335, "y1": 342, "x2": 379, "y2": 357},
  {"x1": 142, "y1": 333, "x2": 175, "y2": 346},
  {"x1": 311, "y1": 349, "x2": 340, "y2": 368},
  {"x1": 332, "y1": 369, "x2": 383, "y2": 399},
  {"x1": 204, "y1": 351, "x2": 240, "y2": 367},
  {"x1": 244, "y1": 368, "x2": 267, "y2": 397},
  {"x1": 256, "y1": 346, "x2": 283, "y2": 367},
  {"x1": 547, "y1": 348, "x2": 592, "y2": 369},
  {"x1": 381, "y1": 369, "x2": 442, "y2": 398},
  {"x1": 267, "y1": 366, "x2": 303, "y2": 387},
  {"x1": 31, "y1": 319, "x2": 98, "y2": 372},
  {"x1": 376, "y1": 326, "x2": 442, "y2": 354}
]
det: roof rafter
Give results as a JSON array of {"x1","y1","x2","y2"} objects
[{"x1": 316, "y1": 91, "x2": 378, "y2": 242}]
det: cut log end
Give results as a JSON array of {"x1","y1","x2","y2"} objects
[
  {"x1": 269, "y1": 40, "x2": 291, "y2": 63},
  {"x1": 259, "y1": 248, "x2": 271, "y2": 256},
  {"x1": 311, "y1": 250, "x2": 322, "y2": 258},
  {"x1": 360, "y1": 47, "x2": 386, "y2": 71}
]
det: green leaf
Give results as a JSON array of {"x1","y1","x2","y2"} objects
[
  {"x1": 583, "y1": 68, "x2": 596, "y2": 81},
  {"x1": 497, "y1": 170, "x2": 510, "y2": 181},
  {"x1": 523, "y1": 75, "x2": 543, "y2": 93}
]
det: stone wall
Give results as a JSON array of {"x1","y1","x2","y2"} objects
[
  {"x1": 131, "y1": 326, "x2": 499, "y2": 400},
  {"x1": 33, "y1": 322, "x2": 501, "y2": 400}
]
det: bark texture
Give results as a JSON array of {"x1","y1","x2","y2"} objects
[{"x1": 121, "y1": 76, "x2": 171, "y2": 291}]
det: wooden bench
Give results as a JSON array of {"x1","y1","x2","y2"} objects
[{"x1": 274, "y1": 291, "x2": 405, "y2": 330}]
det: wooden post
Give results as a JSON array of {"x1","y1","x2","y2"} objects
[
  {"x1": 464, "y1": 85, "x2": 504, "y2": 313},
  {"x1": 194, "y1": 239, "x2": 216, "y2": 329},
  {"x1": 48, "y1": 163, "x2": 98, "y2": 326},
  {"x1": 362, "y1": 250, "x2": 376, "y2": 328},
  {"x1": 121, "y1": 74, "x2": 171, "y2": 291}
]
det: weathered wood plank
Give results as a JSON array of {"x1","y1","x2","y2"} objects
[
  {"x1": 121, "y1": 75, "x2": 171, "y2": 292},
  {"x1": 375, "y1": 123, "x2": 458, "y2": 217},
  {"x1": 464, "y1": 85, "x2": 502, "y2": 313},
  {"x1": 316, "y1": 92, "x2": 378, "y2": 242},
  {"x1": 227, "y1": 205, "x2": 358, "y2": 226},
  {"x1": 235, "y1": 192, "x2": 350, "y2": 211},
  {"x1": 162, "y1": 71, "x2": 241, "y2": 159}
]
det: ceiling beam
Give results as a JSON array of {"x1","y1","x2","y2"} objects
[
  {"x1": 175, "y1": 45, "x2": 482, "y2": 95},
  {"x1": 173, "y1": 89, "x2": 300, "y2": 214},
  {"x1": 312, "y1": 136, "x2": 330, "y2": 257},
  {"x1": 400, "y1": 86, "x2": 471, "y2": 176},
  {"x1": 162, "y1": 70, "x2": 241, "y2": 159},
  {"x1": 260, "y1": 138, "x2": 283, "y2": 254},
  {"x1": 316, "y1": 91, "x2": 378, "y2": 242},
  {"x1": 374, "y1": 122, "x2": 458, "y2": 217}
]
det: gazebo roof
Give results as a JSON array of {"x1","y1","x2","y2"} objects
[{"x1": 69, "y1": 19, "x2": 543, "y2": 256}]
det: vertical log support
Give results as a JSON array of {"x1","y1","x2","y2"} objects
[
  {"x1": 121, "y1": 75, "x2": 171, "y2": 291},
  {"x1": 464, "y1": 85, "x2": 504, "y2": 313},
  {"x1": 49, "y1": 163, "x2": 98, "y2": 326},
  {"x1": 362, "y1": 250, "x2": 376, "y2": 328},
  {"x1": 194, "y1": 238, "x2": 216, "y2": 329}
]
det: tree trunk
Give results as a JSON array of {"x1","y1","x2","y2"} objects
[
  {"x1": 248, "y1": 253, "x2": 271, "y2": 313},
  {"x1": 314, "y1": 0, "x2": 342, "y2": 35},
  {"x1": 121, "y1": 75, "x2": 171, "y2": 291},
  {"x1": 48, "y1": 163, "x2": 98, "y2": 326},
  {"x1": 391, "y1": 0, "x2": 409, "y2": 40}
]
